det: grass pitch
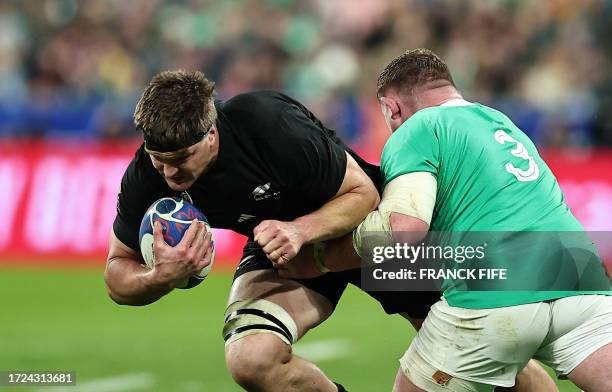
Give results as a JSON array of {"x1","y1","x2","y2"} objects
[{"x1": 0, "y1": 268, "x2": 580, "y2": 391}]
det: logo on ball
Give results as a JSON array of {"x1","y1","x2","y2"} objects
[{"x1": 138, "y1": 197, "x2": 214, "y2": 289}]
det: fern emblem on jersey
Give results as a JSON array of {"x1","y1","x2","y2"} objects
[
  {"x1": 253, "y1": 182, "x2": 280, "y2": 201},
  {"x1": 494, "y1": 130, "x2": 540, "y2": 182}
]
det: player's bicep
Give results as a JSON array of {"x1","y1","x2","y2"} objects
[
  {"x1": 383, "y1": 172, "x2": 436, "y2": 227},
  {"x1": 107, "y1": 229, "x2": 141, "y2": 265},
  {"x1": 331, "y1": 152, "x2": 379, "y2": 206},
  {"x1": 113, "y1": 184, "x2": 148, "y2": 252},
  {"x1": 104, "y1": 230, "x2": 145, "y2": 297},
  {"x1": 105, "y1": 230, "x2": 158, "y2": 304},
  {"x1": 113, "y1": 146, "x2": 166, "y2": 251}
]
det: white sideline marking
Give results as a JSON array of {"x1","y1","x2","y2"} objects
[
  {"x1": 293, "y1": 338, "x2": 353, "y2": 362},
  {"x1": 35, "y1": 373, "x2": 155, "y2": 392}
]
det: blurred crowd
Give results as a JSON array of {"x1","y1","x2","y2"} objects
[{"x1": 1, "y1": 0, "x2": 611, "y2": 154}]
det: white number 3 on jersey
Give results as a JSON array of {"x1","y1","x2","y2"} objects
[{"x1": 494, "y1": 130, "x2": 540, "y2": 182}]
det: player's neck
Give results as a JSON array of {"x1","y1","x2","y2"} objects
[
  {"x1": 414, "y1": 86, "x2": 463, "y2": 110},
  {"x1": 199, "y1": 132, "x2": 221, "y2": 176}
]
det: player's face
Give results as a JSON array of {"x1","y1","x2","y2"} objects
[{"x1": 147, "y1": 131, "x2": 217, "y2": 191}]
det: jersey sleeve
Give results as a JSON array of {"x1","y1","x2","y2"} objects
[
  {"x1": 112, "y1": 146, "x2": 168, "y2": 252},
  {"x1": 222, "y1": 91, "x2": 349, "y2": 206},
  {"x1": 381, "y1": 114, "x2": 440, "y2": 187},
  {"x1": 227, "y1": 91, "x2": 348, "y2": 205},
  {"x1": 270, "y1": 102, "x2": 347, "y2": 204}
]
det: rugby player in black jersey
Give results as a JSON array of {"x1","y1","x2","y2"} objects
[{"x1": 104, "y1": 70, "x2": 438, "y2": 392}]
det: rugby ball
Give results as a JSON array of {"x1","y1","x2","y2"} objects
[{"x1": 138, "y1": 197, "x2": 214, "y2": 289}]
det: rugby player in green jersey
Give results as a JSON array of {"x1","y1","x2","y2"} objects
[
  {"x1": 276, "y1": 49, "x2": 611, "y2": 391},
  {"x1": 373, "y1": 48, "x2": 612, "y2": 392}
]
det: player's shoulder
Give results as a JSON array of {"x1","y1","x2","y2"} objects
[
  {"x1": 220, "y1": 90, "x2": 322, "y2": 141},
  {"x1": 123, "y1": 143, "x2": 164, "y2": 188},
  {"x1": 382, "y1": 108, "x2": 443, "y2": 159},
  {"x1": 389, "y1": 109, "x2": 437, "y2": 143},
  {"x1": 411, "y1": 102, "x2": 470, "y2": 124},
  {"x1": 127, "y1": 144, "x2": 151, "y2": 172},
  {"x1": 422, "y1": 101, "x2": 506, "y2": 124},
  {"x1": 221, "y1": 90, "x2": 299, "y2": 118},
  {"x1": 391, "y1": 101, "x2": 490, "y2": 139}
]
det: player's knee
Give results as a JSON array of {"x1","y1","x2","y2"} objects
[
  {"x1": 223, "y1": 299, "x2": 299, "y2": 388},
  {"x1": 225, "y1": 334, "x2": 292, "y2": 388}
]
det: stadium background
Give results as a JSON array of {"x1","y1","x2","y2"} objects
[{"x1": 1, "y1": 0, "x2": 611, "y2": 391}]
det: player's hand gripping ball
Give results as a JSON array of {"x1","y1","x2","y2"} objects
[{"x1": 139, "y1": 197, "x2": 214, "y2": 289}]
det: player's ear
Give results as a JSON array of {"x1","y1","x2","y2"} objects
[
  {"x1": 379, "y1": 97, "x2": 400, "y2": 119},
  {"x1": 379, "y1": 97, "x2": 403, "y2": 132},
  {"x1": 205, "y1": 126, "x2": 217, "y2": 144}
]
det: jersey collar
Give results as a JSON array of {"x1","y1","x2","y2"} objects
[{"x1": 440, "y1": 98, "x2": 474, "y2": 107}]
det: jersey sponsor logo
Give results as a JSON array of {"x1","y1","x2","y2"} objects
[
  {"x1": 238, "y1": 213, "x2": 256, "y2": 223},
  {"x1": 252, "y1": 182, "x2": 280, "y2": 201}
]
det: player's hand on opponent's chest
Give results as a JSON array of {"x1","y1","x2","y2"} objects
[
  {"x1": 253, "y1": 220, "x2": 307, "y2": 266},
  {"x1": 150, "y1": 220, "x2": 213, "y2": 288}
]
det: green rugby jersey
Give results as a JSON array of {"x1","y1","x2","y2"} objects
[{"x1": 381, "y1": 99, "x2": 611, "y2": 308}]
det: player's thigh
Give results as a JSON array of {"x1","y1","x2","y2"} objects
[
  {"x1": 227, "y1": 268, "x2": 335, "y2": 339},
  {"x1": 393, "y1": 367, "x2": 425, "y2": 392},
  {"x1": 402, "y1": 299, "x2": 550, "y2": 389},
  {"x1": 399, "y1": 344, "x2": 494, "y2": 392},
  {"x1": 224, "y1": 240, "x2": 347, "y2": 345},
  {"x1": 566, "y1": 343, "x2": 612, "y2": 392},
  {"x1": 343, "y1": 266, "x2": 440, "y2": 321},
  {"x1": 535, "y1": 295, "x2": 612, "y2": 389}
]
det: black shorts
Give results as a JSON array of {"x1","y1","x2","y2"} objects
[{"x1": 234, "y1": 241, "x2": 439, "y2": 319}]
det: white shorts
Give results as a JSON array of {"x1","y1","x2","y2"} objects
[{"x1": 400, "y1": 295, "x2": 612, "y2": 390}]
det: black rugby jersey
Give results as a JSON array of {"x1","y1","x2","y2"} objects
[{"x1": 113, "y1": 91, "x2": 381, "y2": 252}]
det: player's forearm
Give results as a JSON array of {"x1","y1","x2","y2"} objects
[
  {"x1": 323, "y1": 235, "x2": 363, "y2": 271},
  {"x1": 284, "y1": 236, "x2": 360, "y2": 278},
  {"x1": 292, "y1": 185, "x2": 379, "y2": 244},
  {"x1": 104, "y1": 258, "x2": 173, "y2": 306},
  {"x1": 317, "y1": 215, "x2": 428, "y2": 272}
]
